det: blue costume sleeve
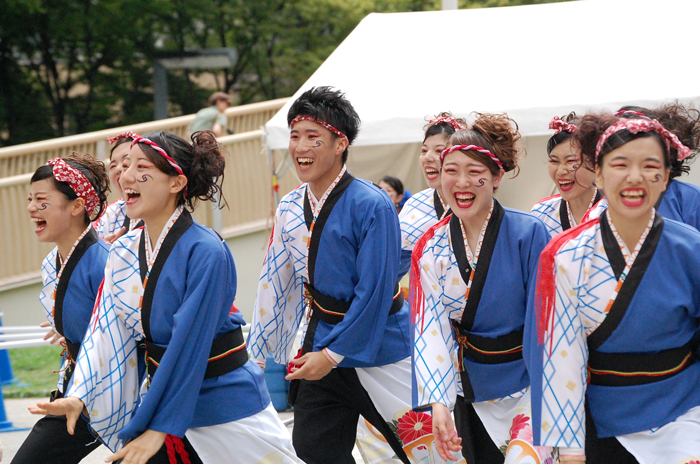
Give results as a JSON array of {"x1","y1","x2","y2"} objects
[
  {"x1": 399, "y1": 249, "x2": 412, "y2": 279},
  {"x1": 122, "y1": 241, "x2": 237, "y2": 439},
  {"x1": 323, "y1": 201, "x2": 401, "y2": 363}
]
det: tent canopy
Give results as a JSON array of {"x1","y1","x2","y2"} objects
[{"x1": 264, "y1": 0, "x2": 700, "y2": 150}]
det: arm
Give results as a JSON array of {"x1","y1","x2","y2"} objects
[
  {"x1": 320, "y1": 201, "x2": 401, "y2": 364},
  {"x1": 412, "y1": 244, "x2": 458, "y2": 410},
  {"x1": 247, "y1": 208, "x2": 304, "y2": 367},
  {"x1": 212, "y1": 114, "x2": 227, "y2": 137}
]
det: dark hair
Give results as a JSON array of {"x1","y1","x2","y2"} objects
[
  {"x1": 30, "y1": 153, "x2": 110, "y2": 224},
  {"x1": 547, "y1": 112, "x2": 579, "y2": 155},
  {"x1": 448, "y1": 113, "x2": 521, "y2": 177},
  {"x1": 379, "y1": 175, "x2": 404, "y2": 196},
  {"x1": 652, "y1": 103, "x2": 700, "y2": 178},
  {"x1": 135, "y1": 130, "x2": 227, "y2": 210},
  {"x1": 287, "y1": 86, "x2": 360, "y2": 164},
  {"x1": 573, "y1": 113, "x2": 669, "y2": 171},
  {"x1": 110, "y1": 137, "x2": 133, "y2": 159},
  {"x1": 423, "y1": 112, "x2": 467, "y2": 143}
]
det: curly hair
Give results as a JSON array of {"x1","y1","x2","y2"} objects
[
  {"x1": 547, "y1": 112, "x2": 579, "y2": 155},
  {"x1": 423, "y1": 112, "x2": 468, "y2": 142}
]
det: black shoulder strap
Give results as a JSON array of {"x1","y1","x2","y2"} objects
[
  {"x1": 54, "y1": 228, "x2": 99, "y2": 340},
  {"x1": 588, "y1": 211, "x2": 664, "y2": 351},
  {"x1": 454, "y1": 200, "x2": 505, "y2": 331},
  {"x1": 304, "y1": 171, "x2": 355, "y2": 286},
  {"x1": 122, "y1": 214, "x2": 131, "y2": 232},
  {"x1": 433, "y1": 189, "x2": 447, "y2": 220},
  {"x1": 139, "y1": 210, "x2": 194, "y2": 341},
  {"x1": 559, "y1": 198, "x2": 571, "y2": 231},
  {"x1": 599, "y1": 210, "x2": 626, "y2": 280},
  {"x1": 593, "y1": 188, "x2": 603, "y2": 206}
]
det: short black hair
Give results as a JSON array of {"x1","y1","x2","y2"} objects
[
  {"x1": 380, "y1": 175, "x2": 404, "y2": 195},
  {"x1": 287, "y1": 86, "x2": 360, "y2": 164}
]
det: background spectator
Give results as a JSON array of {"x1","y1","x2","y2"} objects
[{"x1": 188, "y1": 91, "x2": 231, "y2": 137}]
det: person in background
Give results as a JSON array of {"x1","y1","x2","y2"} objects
[
  {"x1": 188, "y1": 91, "x2": 231, "y2": 137},
  {"x1": 379, "y1": 175, "x2": 410, "y2": 212}
]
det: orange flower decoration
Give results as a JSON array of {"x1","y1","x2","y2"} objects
[{"x1": 397, "y1": 410, "x2": 433, "y2": 444}]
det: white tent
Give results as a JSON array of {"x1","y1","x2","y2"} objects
[{"x1": 264, "y1": 0, "x2": 700, "y2": 211}]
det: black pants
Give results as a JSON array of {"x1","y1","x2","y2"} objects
[
  {"x1": 11, "y1": 414, "x2": 101, "y2": 464},
  {"x1": 122, "y1": 434, "x2": 203, "y2": 464},
  {"x1": 292, "y1": 367, "x2": 409, "y2": 464},
  {"x1": 454, "y1": 396, "x2": 504, "y2": 464},
  {"x1": 585, "y1": 403, "x2": 639, "y2": 464}
]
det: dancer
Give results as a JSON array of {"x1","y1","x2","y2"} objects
[
  {"x1": 248, "y1": 87, "x2": 458, "y2": 464},
  {"x1": 584, "y1": 104, "x2": 700, "y2": 231},
  {"x1": 94, "y1": 132, "x2": 143, "y2": 242},
  {"x1": 32, "y1": 131, "x2": 301, "y2": 464},
  {"x1": 531, "y1": 114, "x2": 600, "y2": 238},
  {"x1": 411, "y1": 114, "x2": 553, "y2": 463},
  {"x1": 378, "y1": 175, "x2": 409, "y2": 213},
  {"x1": 528, "y1": 113, "x2": 700, "y2": 463},
  {"x1": 398, "y1": 113, "x2": 465, "y2": 278},
  {"x1": 14, "y1": 153, "x2": 110, "y2": 464}
]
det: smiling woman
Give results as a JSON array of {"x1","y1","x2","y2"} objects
[
  {"x1": 14, "y1": 153, "x2": 111, "y2": 464},
  {"x1": 30, "y1": 131, "x2": 302, "y2": 464},
  {"x1": 527, "y1": 113, "x2": 700, "y2": 464}
]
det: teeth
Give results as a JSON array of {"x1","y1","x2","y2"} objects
[
  {"x1": 297, "y1": 158, "x2": 313, "y2": 164},
  {"x1": 31, "y1": 217, "x2": 44, "y2": 223},
  {"x1": 622, "y1": 190, "x2": 644, "y2": 197},
  {"x1": 455, "y1": 194, "x2": 475, "y2": 201},
  {"x1": 425, "y1": 168, "x2": 439, "y2": 174},
  {"x1": 559, "y1": 180, "x2": 574, "y2": 185},
  {"x1": 124, "y1": 188, "x2": 139, "y2": 195}
]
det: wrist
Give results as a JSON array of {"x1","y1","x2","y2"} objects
[{"x1": 322, "y1": 348, "x2": 340, "y2": 366}]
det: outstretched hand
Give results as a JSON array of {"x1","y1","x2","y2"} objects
[
  {"x1": 106, "y1": 429, "x2": 166, "y2": 464},
  {"x1": 28, "y1": 397, "x2": 84, "y2": 435},
  {"x1": 40, "y1": 321, "x2": 64, "y2": 345},
  {"x1": 285, "y1": 351, "x2": 334, "y2": 381},
  {"x1": 431, "y1": 402, "x2": 462, "y2": 461}
]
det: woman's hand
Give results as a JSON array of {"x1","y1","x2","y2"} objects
[
  {"x1": 40, "y1": 321, "x2": 64, "y2": 345},
  {"x1": 431, "y1": 402, "x2": 462, "y2": 461},
  {"x1": 285, "y1": 351, "x2": 334, "y2": 381},
  {"x1": 106, "y1": 429, "x2": 166, "y2": 464},
  {"x1": 28, "y1": 397, "x2": 84, "y2": 435},
  {"x1": 104, "y1": 226, "x2": 126, "y2": 244}
]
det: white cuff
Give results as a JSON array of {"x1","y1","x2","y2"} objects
[
  {"x1": 323, "y1": 348, "x2": 344, "y2": 365},
  {"x1": 558, "y1": 447, "x2": 585, "y2": 456}
]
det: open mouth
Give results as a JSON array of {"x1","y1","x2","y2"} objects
[
  {"x1": 124, "y1": 188, "x2": 141, "y2": 205},
  {"x1": 297, "y1": 157, "x2": 314, "y2": 169},
  {"x1": 31, "y1": 217, "x2": 47, "y2": 233},
  {"x1": 424, "y1": 167, "x2": 439, "y2": 180},
  {"x1": 454, "y1": 192, "x2": 475, "y2": 208},
  {"x1": 620, "y1": 188, "x2": 646, "y2": 207},
  {"x1": 558, "y1": 179, "x2": 575, "y2": 192}
]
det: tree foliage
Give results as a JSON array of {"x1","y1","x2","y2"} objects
[{"x1": 0, "y1": 0, "x2": 571, "y2": 146}]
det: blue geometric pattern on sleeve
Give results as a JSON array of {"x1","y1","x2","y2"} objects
[
  {"x1": 531, "y1": 195, "x2": 564, "y2": 238},
  {"x1": 540, "y1": 223, "x2": 616, "y2": 447},
  {"x1": 399, "y1": 188, "x2": 439, "y2": 253},
  {"x1": 94, "y1": 199, "x2": 127, "y2": 240},
  {"x1": 248, "y1": 186, "x2": 309, "y2": 365}
]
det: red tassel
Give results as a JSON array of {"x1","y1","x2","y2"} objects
[
  {"x1": 90, "y1": 278, "x2": 105, "y2": 333},
  {"x1": 173, "y1": 436, "x2": 191, "y2": 464},
  {"x1": 535, "y1": 218, "x2": 600, "y2": 347},
  {"x1": 409, "y1": 215, "x2": 451, "y2": 333},
  {"x1": 165, "y1": 435, "x2": 177, "y2": 464}
]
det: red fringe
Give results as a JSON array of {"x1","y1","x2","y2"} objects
[
  {"x1": 536, "y1": 218, "x2": 600, "y2": 347},
  {"x1": 165, "y1": 434, "x2": 191, "y2": 464},
  {"x1": 409, "y1": 215, "x2": 451, "y2": 334},
  {"x1": 90, "y1": 278, "x2": 105, "y2": 334}
]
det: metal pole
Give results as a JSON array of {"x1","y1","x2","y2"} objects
[
  {"x1": 153, "y1": 61, "x2": 168, "y2": 120},
  {"x1": 442, "y1": 0, "x2": 458, "y2": 10}
]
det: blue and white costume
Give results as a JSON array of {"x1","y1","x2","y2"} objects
[
  {"x1": 248, "y1": 168, "x2": 459, "y2": 464},
  {"x1": 398, "y1": 187, "x2": 450, "y2": 278},
  {"x1": 412, "y1": 201, "x2": 553, "y2": 461},
  {"x1": 93, "y1": 198, "x2": 140, "y2": 240},
  {"x1": 527, "y1": 210, "x2": 700, "y2": 462},
  {"x1": 530, "y1": 189, "x2": 601, "y2": 238},
  {"x1": 68, "y1": 207, "x2": 299, "y2": 463}
]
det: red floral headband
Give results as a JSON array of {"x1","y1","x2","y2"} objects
[
  {"x1": 596, "y1": 118, "x2": 691, "y2": 161},
  {"x1": 107, "y1": 131, "x2": 141, "y2": 145},
  {"x1": 290, "y1": 116, "x2": 347, "y2": 140},
  {"x1": 440, "y1": 144, "x2": 504, "y2": 170},
  {"x1": 548, "y1": 116, "x2": 577, "y2": 134},
  {"x1": 130, "y1": 136, "x2": 187, "y2": 197},
  {"x1": 429, "y1": 116, "x2": 466, "y2": 131},
  {"x1": 47, "y1": 158, "x2": 100, "y2": 216},
  {"x1": 614, "y1": 110, "x2": 650, "y2": 119}
]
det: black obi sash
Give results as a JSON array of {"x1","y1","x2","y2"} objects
[
  {"x1": 587, "y1": 211, "x2": 695, "y2": 386},
  {"x1": 122, "y1": 213, "x2": 144, "y2": 233},
  {"x1": 138, "y1": 210, "x2": 247, "y2": 381},
  {"x1": 54, "y1": 227, "x2": 100, "y2": 375},
  {"x1": 449, "y1": 201, "x2": 524, "y2": 402},
  {"x1": 433, "y1": 189, "x2": 451, "y2": 221},
  {"x1": 560, "y1": 189, "x2": 603, "y2": 231},
  {"x1": 298, "y1": 171, "x2": 405, "y2": 357}
]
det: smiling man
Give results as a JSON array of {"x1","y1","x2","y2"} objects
[{"x1": 247, "y1": 87, "x2": 424, "y2": 464}]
